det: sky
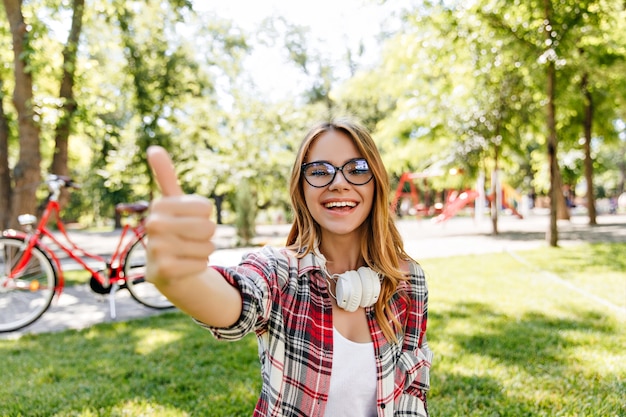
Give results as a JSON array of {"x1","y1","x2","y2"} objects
[{"x1": 195, "y1": 0, "x2": 407, "y2": 100}]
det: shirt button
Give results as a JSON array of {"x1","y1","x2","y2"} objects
[{"x1": 381, "y1": 404, "x2": 386, "y2": 409}]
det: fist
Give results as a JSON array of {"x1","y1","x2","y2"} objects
[{"x1": 145, "y1": 146, "x2": 216, "y2": 285}]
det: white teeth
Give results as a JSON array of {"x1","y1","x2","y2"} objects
[{"x1": 325, "y1": 201, "x2": 357, "y2": 208}]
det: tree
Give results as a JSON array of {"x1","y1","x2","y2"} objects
[
  {"x1": 543, "y1": 0, "x2": 563, "y2": 246},
  {"x1": 0, "y1": 71, "x2": 11, "y2": 229},
  {"x1": 49, "y1": 0, "x2": 84, "y2": 198},
  {"x1": 340, "y1": 3, "x2": 539, "y2": 235},
  {"x1": 339, "y1": 0, "x2": 625, "y2": 244},
  {"x1": 571, "y1": 3, "x2": 626, "y2": 224},
  {"x1": 2, "y1": 0, "x2": 41, "y2": 229}
]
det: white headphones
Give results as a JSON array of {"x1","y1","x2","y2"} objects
[
  {"x1": 332, "y1": 266, "x2": 381, "y2": 312},
  {"x1": 314, "y1": 248, "x2": 382, "y2": 312}
]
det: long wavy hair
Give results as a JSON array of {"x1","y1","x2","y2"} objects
[{"x1": 286, "y1": 118, "x2": 410, "y2": 342}]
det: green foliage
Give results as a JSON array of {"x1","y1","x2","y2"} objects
[
  {"x1": 336, "y1": 0, "x2": 626, "y2": 203},
  {"x1": 1, "y1": 0, "x2": 624, "y2": 229}
]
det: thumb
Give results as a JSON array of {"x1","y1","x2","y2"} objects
[{"x1": 147, "y1": 146, "x2": 184, "y2": 197}]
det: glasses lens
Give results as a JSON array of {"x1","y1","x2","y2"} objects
[
  {"x1": 303, "y1": 162, "x2": 336, "y2": 187},
  {"x1": 343, "y1": 159, "x2": 372, "y2": 185}
]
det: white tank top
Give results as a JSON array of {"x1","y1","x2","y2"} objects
[{"x1": 324, "y1": 327, "x2": 377, "y2": 417}]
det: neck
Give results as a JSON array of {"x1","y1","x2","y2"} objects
[{"x1": 318, "y1": 233, "x2": 364, "y2": 274}]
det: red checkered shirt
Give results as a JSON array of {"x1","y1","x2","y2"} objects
[{"x1": 200, "y1": 245, "x2": 432, "y2": 417}]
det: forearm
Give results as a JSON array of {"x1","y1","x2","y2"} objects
[{"x1": 155, "y1": 266, "x2": 243, "y2": 328}]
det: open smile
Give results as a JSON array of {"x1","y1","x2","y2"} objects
[{"x1": 323, "y1": 201, "x2": 358, "y2": 209}]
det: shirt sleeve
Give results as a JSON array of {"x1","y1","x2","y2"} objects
[{"x1": 194, "y1": 246, "x2": 288, "y2": 341}]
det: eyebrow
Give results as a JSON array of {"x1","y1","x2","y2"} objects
[{"x1": 303, "y1": 157, "x2": 366, "y2": 165}]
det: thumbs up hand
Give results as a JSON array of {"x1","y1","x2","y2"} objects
[
  {"x1": 144, "y1": 146, "x2": 243, "y2": 327},
  {"x1": 145, "y1": 146, "x2": 216, "y2": 287}
]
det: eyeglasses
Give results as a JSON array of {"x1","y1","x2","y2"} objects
[{"x1": 301, "y1": 158, "x2": 374, "y2": 188}]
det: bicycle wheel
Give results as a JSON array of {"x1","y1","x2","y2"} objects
[
  {"x1": 0, "y1": 237, "x2": 57, "y2": 332},
  {"x1": 123, "y1": 234, "x2": 173, "y2": 309}
]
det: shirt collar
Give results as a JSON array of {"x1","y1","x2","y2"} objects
[{"x1": 297, "y1": 247, "x2": 325, "y2": 277}]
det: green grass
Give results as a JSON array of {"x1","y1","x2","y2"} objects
[
  {"x1": 0, "y1": 316, "x2": 261, "y2": 416},
  {"x1": 1, "y1": 243, "x2": 624, "y2": 416},
  {"x1": 63, "y1": 269, "x2": 92, "y2": 286},
  {"x1": 420, "y1": 242, "x2": 626, "y2": 417}
]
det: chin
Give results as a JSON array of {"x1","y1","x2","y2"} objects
[{"x1": 321, "y1": 223, "x2": 365, "y2": 237}]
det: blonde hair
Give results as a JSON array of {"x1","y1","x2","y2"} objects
[{"x1": 286, "y1": 117, "x2": 410, "y2": 342}]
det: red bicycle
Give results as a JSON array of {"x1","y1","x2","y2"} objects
[{"x1": 0, "y1": 175, "x2": 173, "y2": 332}]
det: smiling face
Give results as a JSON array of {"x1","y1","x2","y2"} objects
[{"x1": 302, "y1": 129, "x2": 375, "y2": 241}]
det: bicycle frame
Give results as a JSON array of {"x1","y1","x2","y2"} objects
[
  {"x1": 1, "y1": 175, "x2": 169, "y2": 331},
  {"x1": 4, "y1": 198, "x2": 145, "y2": 301}
]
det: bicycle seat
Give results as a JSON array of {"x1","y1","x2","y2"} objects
[{"x1": 115, "y1": 201, "x2": 150, "y2": 215}]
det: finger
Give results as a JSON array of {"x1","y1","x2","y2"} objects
[
  {"x1": 150, "y1": 194, "x2": 213, "y2": 218},
  {"x1": 146, "y1": 214, "x2": 216, "y2": 242},
  {"x1": 150, "y1": 235, "x2": 214, "y2": 260},
  {"x1": 147, "y1": 146, "x2": 183, "y2": 197}
]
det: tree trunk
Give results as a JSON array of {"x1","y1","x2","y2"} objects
[
  {"x1": 544, "y1": 0, "x2": 559, "y2": 247},
  {"x1": 581, "y1": 73, "x2": 597, "y2": 225},
  {"x1": 3, "y1": 0, "x2": 41, "y2": 228},
  {"x1": 545, "y1": 62, "x2": 560, "y2": 246},
  {"x1": 490, "y1": 143, "x2": 499, "y2": 235},
  {"x1": 0, "y1": 72, "x2": 11, "y2": 229},
  {"x1": 617, "y1": 142, "x2": 626, "y2": 193},
  {"x1": 555, "y1": 167, "x2": 570, "y2": 221},
  {"x1": 49, "y1": 0, "x2": 85, "y2": 210}
]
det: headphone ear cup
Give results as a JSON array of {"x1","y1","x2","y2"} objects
[
  {"x1": 336, "y1": 270, "x2": 362, "y2": 312},
  {"x1": 357, "y1": 267, "x2": 381, "y2": 307}
]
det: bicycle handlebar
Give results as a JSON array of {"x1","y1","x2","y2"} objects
[
  {"x1": 46, "y1": 174, "x2": 80, "y2": 202},
  {"x1": 47, "y1": 174, "x2": 80, "y2": 189}
]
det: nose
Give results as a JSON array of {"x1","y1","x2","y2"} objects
[{"x1": 329, "y1": 168, "x2": 350, "y2": 190}]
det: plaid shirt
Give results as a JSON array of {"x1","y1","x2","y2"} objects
[{"x1": 201, "y1": 245, "x2": 432, "y2": 417}]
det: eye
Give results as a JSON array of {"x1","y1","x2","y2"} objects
[
  {"x1": 348, "y1": 160, "x2": 370, "y2": 175},
  {"x1": 310, "y1": 169, "x2": 330, "y2": 177},
  {"x1": 305, "y1": 163, "x2": 333, "y2": 177}
]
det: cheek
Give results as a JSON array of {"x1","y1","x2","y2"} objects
[
  {"x1": 304, "y1": 187, "x2": 320, "y2": 213},
  {"x1": 362, "y1": 184, "x2": 375, "y2": 212}
]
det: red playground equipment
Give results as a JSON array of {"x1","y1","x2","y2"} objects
[
  {"x1": 392, "y1": 172, "x2": 434, "y2": 217},
  {"x1": 432, "y1": 189, "x2": 480, "y2": 223},
  {"x1": 392, "y1": 171, "x2": 524, "y2": 222}
]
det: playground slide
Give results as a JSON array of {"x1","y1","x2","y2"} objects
[
  {"x1": 432, "y1": 189, "x2": 479, "y2": 223},
  {"x1": 501, "y1": 182, "x2": 522, "y2": 202},
  {"x1": 500, "y1": 183, "x2": 524, "y2": 219},
  {"x1": 502, "y1": 200, "x2": 524, "y2": 219}
]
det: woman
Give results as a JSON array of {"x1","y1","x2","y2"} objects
[{"x1": 146, "y1": 118, "x2": 433, "y2": 416}]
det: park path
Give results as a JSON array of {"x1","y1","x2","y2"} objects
[{"x1": 2, "y1": 212, "x2": 624, "y2": 339}]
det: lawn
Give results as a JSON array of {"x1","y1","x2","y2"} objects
[
  {"x1": 420, "y1": 243, "x2": 625, "y2": 417},
  {"x1": 0, "y1": 243, "x2": 624, "y2": 417}
]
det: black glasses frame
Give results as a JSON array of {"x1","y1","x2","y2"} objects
[{"x1": 301, "y1": 158, "x2": 374, "y2": 188}]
